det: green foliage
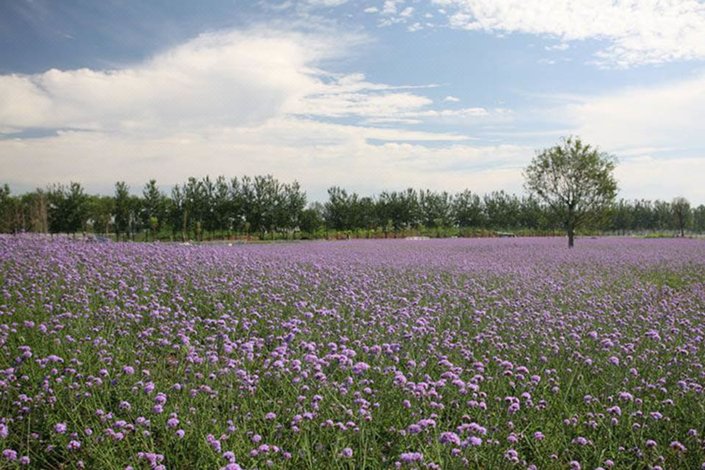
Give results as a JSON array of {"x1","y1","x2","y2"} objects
[
  {"x1": 524, "y1": 136, "x2": 618, "y2": 247},
  {"x1": 86, "y1": 195, "x2": 114, "y2": 234},
  {"x1": 142, "y1": 179, "x2": 167, "y2": 238},
  {"x1": 671, "y1": 197, "x2": 691, "y2": 237},
  {"x1": 4, "y1": 166, "x2": 705, "y2": 241},
  {"x1": 47, "y1": 182, "x2": 88, "y2": 234},
  {"x1": 114, "y1": 181, "x2": 131, "y2": 240},
  {"x1": 0, "y1": 183, "x2": 16, "y2": 233}
]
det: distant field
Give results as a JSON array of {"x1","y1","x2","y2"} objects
[{"x1": 1, "y1": 236, "x2": 704, "y2": 469}]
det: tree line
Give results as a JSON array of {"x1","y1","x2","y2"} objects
[{"x1": 0, "y1": 177, "x2": 702, "y2": 240}]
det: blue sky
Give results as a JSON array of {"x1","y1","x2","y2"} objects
[{"x1": 2, "y1": 0, "x2": 705, "y2": 203}]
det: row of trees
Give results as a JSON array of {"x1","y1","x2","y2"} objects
[
  {"x1": 0, "y1": 178, "x2": 703, "y2": 240},
  {"x1": 0, "y1": 176, "x2": 306, "y2": 241}
]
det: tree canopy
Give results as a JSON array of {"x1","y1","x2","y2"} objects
[{"x1": 524, "y1": 137, "x2": 618, "y2": 248}]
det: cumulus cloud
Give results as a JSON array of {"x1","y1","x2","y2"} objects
[
  {"x1": 0, "y1": 26, "x2": 516, "y2": 198},
  {"x1": 431, "y1": 0, "x2": 705, "y2": 67},
  {"x1": 0, "y1": 28, "x2": 484, "y2": 135},
  {"x1": 0, "y1": 29, "x2": 333, "y2": 134}
]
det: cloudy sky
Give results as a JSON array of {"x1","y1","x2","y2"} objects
[{"x1": 1, "y1": 0, "x2": 704, "y2": 203}]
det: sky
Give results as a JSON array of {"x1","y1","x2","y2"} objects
[{"x1": 1, "y1": 0, "x2": 705, "y2": 203}]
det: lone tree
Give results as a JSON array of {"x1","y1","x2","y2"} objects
[
  {"x1": 671, "y1": 197, "x2": 691, "y2": 237},
  {"x1": 524, "y1": 137, "x2": 618, "y2": 248}
]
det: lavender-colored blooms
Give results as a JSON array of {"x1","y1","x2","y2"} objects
[
  {"x1": 1, "y1": 236, "x2": 705, "y2": 468},
  {"x1": 67, "y1": 440, "x2": 81, "y2": 451},
  {"x1": 399, "y1": 451, "x2": 423, "y2": 463}
]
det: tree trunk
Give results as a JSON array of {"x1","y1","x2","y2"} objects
[{"x1": 568, "y1": 226, "x2": 575, "y2": 248}]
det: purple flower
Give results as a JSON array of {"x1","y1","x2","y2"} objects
[
  {"x1": 207, "y1": 434, "x2": 221, "y2": 453},
  {"x1": 466, "y1": 436, "x2": 482, "y2": 447},
  {"x1": 341, "y1": 447, "x2": 353, "y2": 458},
  {"x1": 399, "y1": 452, "x2": 423, "y2": 463},
  {"x1": 352, "y1": 362, "x2": 370, "y2": 374},
  {"x1": 67, "y1": 440, "x2": 81, "y2": 451},
  {"x1": 439, "y1": 432, "x2": 461, "y2": 446},
  {"x1": 3, "y1": 449, "x2": 18, "y2": 461},
  {"x1": 670, "y1": 441, "x2": 687, "y2": 452},
  {"x1": 504, "y1": 449, "x2": 519, "y2": 463},
  {"x1": 154, "y1": 393, "x2": 167, "y2": 405},
  {"x1": 54, "y1": 423, "x2": 67, "y2": 434},
  {"x1": 407, "y1": 424, "x2": 422, "y2": 434}
]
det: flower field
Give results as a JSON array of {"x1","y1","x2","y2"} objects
[{"x1": 1, "y1": 236, "x2": 705, "y2": 469}]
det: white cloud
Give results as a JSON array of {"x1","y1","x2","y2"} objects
[
  {"x1": 295, "y1": 72, "x2": 436, "y2": 119},
  {"x1": 432, "y1": 0, "x2": 705, "y2": 67},
  {"x1": 443, "y1": 95, "x2": 460, "y2": 102},
  {"x1": 399, "y1": 7, "x2": 414, "y2": 17},
  {"x1": 373, "y1": 0, "x2": 422, "y2": 27},
  {"x1": 382, "y1": 1, "x2": 401, "y2": 15},
  {"x1": 306, "y1": 0, "x2": 349, "y2": 6},
  {"x1": 0, "y1": 29, "x2": 474, "y2": 134},
  {"x1": 545, "y1": 43, "x2": 569, "y2": 51},
  {"x1": 0, "y1": 118, "x2": 530, "y2": 199},
  {"x1": 565, "y1": 73, "x2": 705, "y2": 151},
  {"x1": 0, "y1": 27, "x2": 517, "y2": 199},
  {"x1": 0, "y1": 29, "x2": 337, "y2": 134},
  {"x1": 615, "y1": 156, "x2": 705, "y2": 202},
  {"x1": 538, "y1": 72, "x2": 705, "y2": 202}
]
